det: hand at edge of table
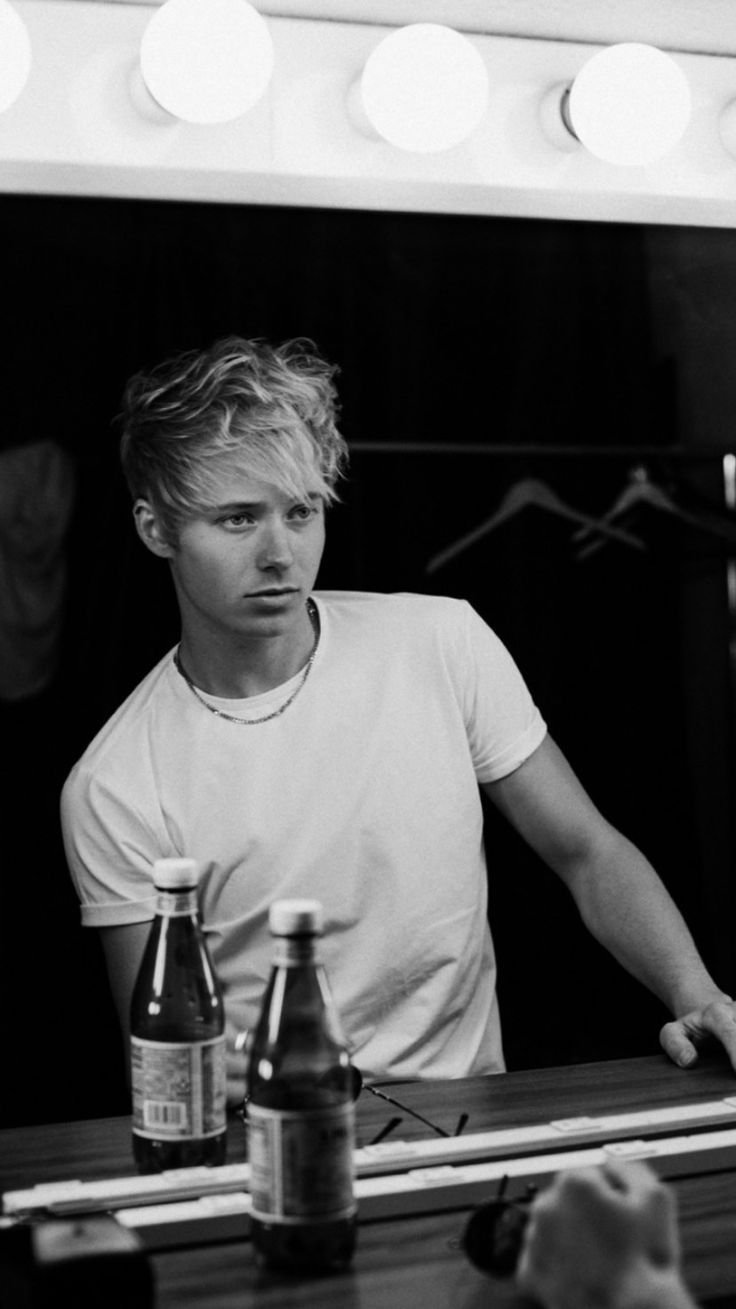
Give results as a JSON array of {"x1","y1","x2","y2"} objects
[{"x1": 660, "y1": 994, "x2": 736, "y2": 1071}]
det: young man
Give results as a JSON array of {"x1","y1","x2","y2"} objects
[{"x1": 61, "y1": 336, "x2": 736, "y2": 1106}]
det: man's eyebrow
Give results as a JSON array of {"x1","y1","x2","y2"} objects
[
  {"x1": 209, "y1": 492, "x2": 322, "y2": 512},
  {"x1": 210, "y1": 501, "x2": 263, "y2": 512}
]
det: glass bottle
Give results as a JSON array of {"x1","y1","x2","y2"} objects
[
  {"x1": 246, "y1": 899, "x2": 357, "y2": 1274},
  {"x1": 130, "y1": 857, "x2": 227, "y2": 1174}
]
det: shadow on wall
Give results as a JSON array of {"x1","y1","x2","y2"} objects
[{"x1": 1, "y1": 686, "x2": 129, "y2": 1127}]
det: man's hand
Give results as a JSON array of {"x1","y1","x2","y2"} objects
[
  {"x1": 516, "y1": 1160, "x2": 696, "y2": 1309},
  {"x1": 660, "y1": 995, "x2": 736, "y2": 1071},
  {"x1": 225, "y1": 1014, "x2": 250, "y2": 1110}
]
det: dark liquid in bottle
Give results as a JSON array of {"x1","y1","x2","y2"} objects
[
  {"x1": 247, "y1": 952, "x2": 357, "y2": 1274},
  {"x1": 251, "y1": 1214, "x2": 355, "y2": 1275},
  {"x1": 131, "y1": 898, "x2": 226, "y2": 1174},
  {"x1": 133, "y1": 1127, "x2": 226, "y2": 1174}
]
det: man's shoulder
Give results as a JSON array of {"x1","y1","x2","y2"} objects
[
  {"x1": 315, "y1": 589, "x2": 471, "y2": 626},
  {"x1": 314, "y1": 591, "x2": 514, "y2": 682},
  {"x1": 64, "y1": 650, "x2": 176, "y2": 789}
]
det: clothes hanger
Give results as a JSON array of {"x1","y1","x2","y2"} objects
[
  {"x1": 425, "y1": 477, "x2": 644, "y2": 575},
  {"x1": 574, "y1": 465, "x2": 736, "y2": 560}
]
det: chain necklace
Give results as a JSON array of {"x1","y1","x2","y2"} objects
[{"x1": 174, "y1": 600, "x2": 319, "y2": 726}]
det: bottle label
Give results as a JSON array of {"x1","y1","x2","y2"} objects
[
  {"x1": 155, "y1": 889, "x2": 197, "y2": 917},
  {"x1": 247, "y1": 1102, "x2": 356, "y2": 1224},
  {"x1": 131, "y1": 1036, "x2": 226, "y2": 1141}
]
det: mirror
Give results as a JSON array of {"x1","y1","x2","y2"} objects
[{"x1": 2, "y1": 194, "x2": 735, "y2": 1124}]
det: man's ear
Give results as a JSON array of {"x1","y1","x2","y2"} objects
[{"x1": 133, "y1": 499, "x2": 175, "y2": 559}]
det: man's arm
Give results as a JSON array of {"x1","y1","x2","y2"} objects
[
  {"x1": 483, "y1": 735, "x2": 736, "y2": 1070},
  {"x1": 98, "y1": 923, "x2": 152, "y2": 1084},
  {"x1": 98, "y1": 922, "x2": 248, "y2": 1107}
]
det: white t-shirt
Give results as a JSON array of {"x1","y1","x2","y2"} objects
[{"x1": 61, "y1": 591, "x2": 546, "y2": 1081}]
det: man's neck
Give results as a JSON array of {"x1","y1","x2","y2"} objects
[{"x1": 177, "y1": 604, "x2": 318, "y2": 698}]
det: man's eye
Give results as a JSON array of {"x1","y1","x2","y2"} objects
[
  {"x1": 221, "y1": 513, "x2": 253, "y2": 527},
  {"x1": 290, "y1": 504, "x2": 317, "y2": 520}
]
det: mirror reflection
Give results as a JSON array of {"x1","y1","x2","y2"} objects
[{"x1": 2, "y1": 195, "x2": 735, "y2": 1127}]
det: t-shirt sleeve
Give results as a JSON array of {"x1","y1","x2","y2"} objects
[
  {"x1": 456, "y1": 601, "x2": 547, "y2": 783},
  {"x1": 61, "y1": 766, "x2": 159, "y2": 927}
]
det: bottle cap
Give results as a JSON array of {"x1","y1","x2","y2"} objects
[
  {"x1": 269, "y1": 899, "x2": 323, "y2": 936},
  {"x1": 152, "y1": 857, "x2": 199, "y2": 890}
]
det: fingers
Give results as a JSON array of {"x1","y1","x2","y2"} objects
[
  {"x1": 660, "y1": 997, "x2": 736, "y2": 1071},
  {"x1": 226, "y1": 1071, "x2": 247, "y2": 1109},
  {"x1": 600, "y1": 1160, "x2": 680, "y2": 1266},
  {"x1": 660, "y1": 1020, "x2": 699, "y2": 1069},
  {"x1": 517, "y1": 1160, "x2": 680, "y2": 1299},
  {"x1": 600, "y1": 1157, "x2": 661, "y2": 1197},
  {"x1": 225, "y1": 1021, "x2": 250, "y2": 1109}
]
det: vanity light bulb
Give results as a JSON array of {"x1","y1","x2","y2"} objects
[
  {"x1": 358, "y1": 23, "x2": 489, "y2": 153},
  {"x1": 566, "y1": 43, "x2": 691, "y2": 165},
  {"x1": 0, "y1": 0, "x2": 31, "y2": 114},
  {"x1": 139, "y1": 0, "x2": 274, "y2": 125}
]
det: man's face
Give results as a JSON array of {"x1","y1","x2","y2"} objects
[{"x1": 164, "y1": 469, "x2": 327, "y2": 646}]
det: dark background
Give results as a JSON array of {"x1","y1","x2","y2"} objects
[{"x1": 1, "y1": 194, "x2": 735, "y2": 1126}]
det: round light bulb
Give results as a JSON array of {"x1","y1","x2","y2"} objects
[
  {"x1": 0, "y1": 0, "x2": 31, "y2": 114},
  {"x1": 566, "y1": 43, "x2": 691, "y2": 165},
  {"x1": 359, "y1": 24, "x2": 489, "y2": 153},
  {"x1": 140, "y1": 0, "x2": 274, "y2": 125}
]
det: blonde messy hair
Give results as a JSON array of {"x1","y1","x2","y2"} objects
[{"x1": 119, "y1": 336, "x2": 348, "y2": 545}]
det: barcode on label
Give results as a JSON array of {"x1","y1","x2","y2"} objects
[
  {"x1": 143, "y1": 1101, "x2": 189, "y2": 1130},
  {"x1": 131, "y1": 1037, "x2": 226, "y2": 1138}
]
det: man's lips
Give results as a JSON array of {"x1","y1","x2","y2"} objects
[{"x1": 248, "y1": 588, "x2": 299, "y2": 597}]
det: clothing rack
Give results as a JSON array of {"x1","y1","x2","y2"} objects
[{"x1": 349, "y1": 440, "x2": 736, "y2": 758}]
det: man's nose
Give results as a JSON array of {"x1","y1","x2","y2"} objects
[{"x1": 258, "y1": 519, "x2": 293, "y2": 568}]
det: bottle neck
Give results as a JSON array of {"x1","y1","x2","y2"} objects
[
  {"x1": 155, "y1": 887, "x2": 199, "y2": 918},
  {"x1": 272, "y1": 935, "x2": 320, "y2": 967}
]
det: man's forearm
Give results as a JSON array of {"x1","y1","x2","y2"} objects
[{"x1": 567, "y1": 829, "x2": 726, "y2": 1018}]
